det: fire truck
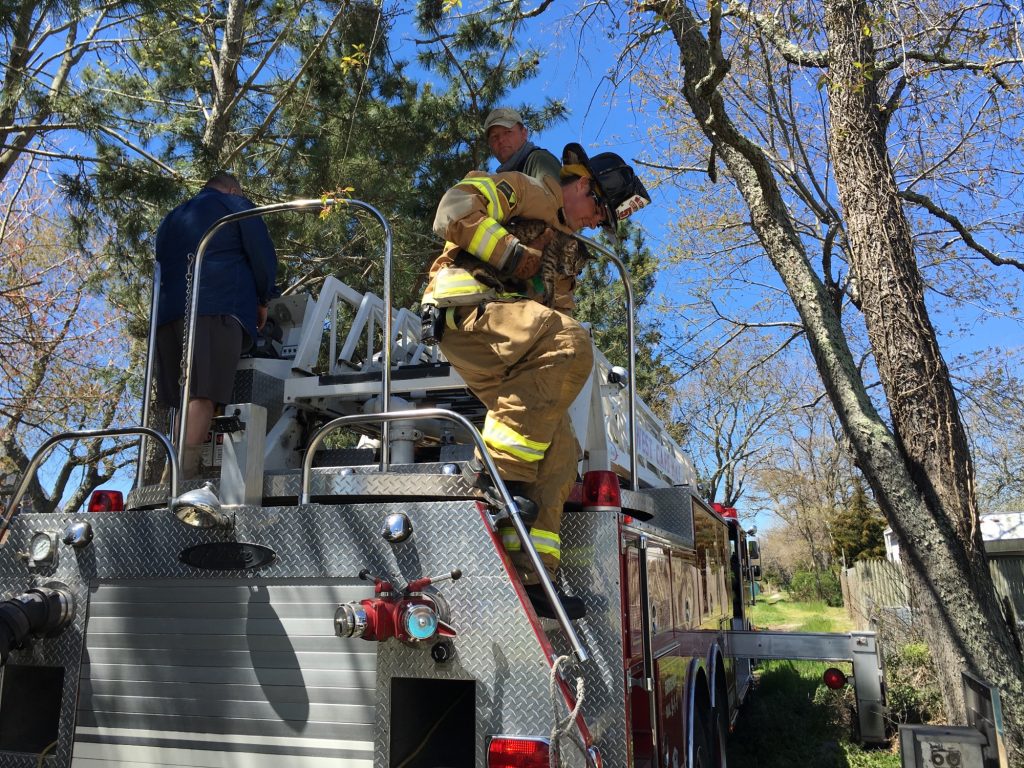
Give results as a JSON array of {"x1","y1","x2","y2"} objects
[{"x1": 0, "y1": 200, "x2": 886, "y2": 767}]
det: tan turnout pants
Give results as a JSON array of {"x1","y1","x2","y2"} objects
[{"x1": 440, "y1": 299, "x2": 594, "y2": 583}]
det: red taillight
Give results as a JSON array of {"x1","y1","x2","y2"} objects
[
  {"x1": 487, "y1": 737, "x2": 550, "y2": 767},
  {"x1": 581, "y1": 471, "x2": 621, "y2": 509},
  {"x1": 87, "y1": 490, "x2": 124, "y2": 513},
  {"x1": 822, "y1": 667, "x2": 848, "y2": 690}
]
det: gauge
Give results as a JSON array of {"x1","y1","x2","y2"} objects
[{"x1": 27, "y1": 531, "x2": 57, "y2": 568}]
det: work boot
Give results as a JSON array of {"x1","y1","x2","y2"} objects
[
  {"x1": 524, "y1": 583, "x2": 587, "y2": 621},
  {"x1": 160, "y1": 445, "x2": 204, "y2": 484},
  {"x1": 462, "y1": 459, "x2": 538, "y2": 524}
]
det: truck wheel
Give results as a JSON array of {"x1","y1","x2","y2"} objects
[
  {"x1": 709, "y1": 704, "x2": 728, "y2": 767},
  {"x1": 691, "y1": 706, "x2": 713, "y2": 768}
]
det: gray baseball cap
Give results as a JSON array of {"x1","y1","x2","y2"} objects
[{"x1": 484, "y1": 108, "x2": 524, "y2": 132}]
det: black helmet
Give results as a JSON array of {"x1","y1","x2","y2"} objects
[{"x1": 562, "y1": 143, "x2": 651, "y2": 234}]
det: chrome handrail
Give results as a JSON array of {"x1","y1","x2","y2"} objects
[
  {"x1": 575, "y1": 235, "x2": 638, "y2": 491},
  {"x1": 135, "y1": 262, "x2": 161, "y2": 488},
  {"x1": 175, "y1": 198, "x2": 394, "y2": 467},
  {"x1": 0, "y1": 427, "x2": 178, "y2": 545},
  {"x1": 300, "y1": 407, "x2": 590, "y2": 664}
]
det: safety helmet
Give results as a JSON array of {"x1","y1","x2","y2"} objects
[{"x1": 562, "y1": 143, "x2": 651, "y2": 234}]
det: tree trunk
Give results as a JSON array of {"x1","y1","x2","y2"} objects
[
  {"x1": 823, "y1": 0, "x2": 1023, "y2": 747},
  {"x1": 648, "y1": 1, "x2": 1024, "y2": 759}
]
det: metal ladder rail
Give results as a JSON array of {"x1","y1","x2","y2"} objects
[
  {"x1": 574, "y1": 236, "x2": 639, "y2": 491},
  {"x1": 0, "y1": 427, "x2": 178, "y2": 544},
  {"x1": 299, "y1": 407, "x2": 591, "y2": 664}
]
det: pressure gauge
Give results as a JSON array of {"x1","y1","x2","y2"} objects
[{"x1": 26, "y1": 531, "x2": 58, "y2": 569}]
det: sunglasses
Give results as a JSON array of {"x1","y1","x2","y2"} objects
[{"x1": 588, "y1": 183, "x2": 607, "y2": 222}]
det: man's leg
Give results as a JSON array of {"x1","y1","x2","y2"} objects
[{"x1": 441, "y1": 301, "x2": 592, "y2": 482}]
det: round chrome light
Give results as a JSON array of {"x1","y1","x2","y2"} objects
[
  {"x1": 381, "y1": 512, "x2": 413, "y2": 543},
  {"x1": 62, "y1": 520, "x2": 94, "y2": 549},
  {"x1": 402, "y1": 603, "x2": 438, "y2": 642}
]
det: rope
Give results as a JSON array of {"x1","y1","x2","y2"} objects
[{"x1": 548, "y1": 654, "x2": 585, "y2": 768}]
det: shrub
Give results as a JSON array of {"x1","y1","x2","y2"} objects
[
  {"x1": 884, "y1": 641, "x2": 944, "y2": 725},
  {"x1": 789, "y1": 568, "x2": 844, "y2": 606}
]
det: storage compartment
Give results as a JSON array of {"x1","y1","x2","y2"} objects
[{"x1": 0, "y1": 664, "x2": 64, "y2": 753}]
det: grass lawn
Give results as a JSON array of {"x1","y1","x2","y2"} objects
[{"x1": 725, "y1": 597, "x2": 901, "y2": 768}]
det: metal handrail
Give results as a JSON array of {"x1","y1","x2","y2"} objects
[
  {"x1": 575, "y1": 235, "x2": 638, "y2": 491},
  {"x1": 175, "y1": 198, "x2": 394, "y2": 467},
  {"x1": 0, "y1": 427, "x2": 178, "y2": 545},
  {"x1": 300, "y1": 407, "x2": 591, "y2": 664},
  {"x1": 135, "y1": 262, "x2": 161, "y2": 488}
]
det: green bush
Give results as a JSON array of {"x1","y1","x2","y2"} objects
[
  {"x1": 884, "y1": 641, "x2": 944, "y2": 725},
  {"x1": 789, "y1": 568, "x2": 844, "y2": 606}
]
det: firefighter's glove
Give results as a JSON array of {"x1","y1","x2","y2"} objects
[
  {"x1": 509, "y1": 228, "x2": 553, "y2": 281},
  {"x1": 510, "y1": 243, "x2": 542, "y2": 280}
]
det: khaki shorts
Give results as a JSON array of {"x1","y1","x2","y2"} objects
[{"x1": 155, "y1": 315, "x2": 244, "y2": 407}]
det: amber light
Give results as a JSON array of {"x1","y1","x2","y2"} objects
[
  {"x1": 581, "y1": 471, "x2": 621, "y2": 509},
  {"x1": 87, "y1": 490, "x2": 124, "y2": 513},
  {"x1": 822, "y1": 667, "x2": 848, "y2": 690},
  {"x1": 487, "y1": 737, "x2": 550, "y2": 768}
]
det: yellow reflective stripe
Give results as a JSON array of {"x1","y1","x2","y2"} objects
[
  {"x1": 459, "y1": 177, "x2": 502, "y2": 217},
  {"x1": 531, "y1": 528, "x2": 561, "y2": 558},
  {"x1": 445, "y1": 307, "x2": 458, "y2": 330},
  {"x1": 468, "y1": 216, "x2": 506, "y2": 264},
  {"x1": 501, "y1": 530, "x2": 521, "y2": 550},
  {"x1": 483, "y1": 416, "x2": 549, "y2": 462},
  {"x1": 434, "y1": 268, "x2": 491, "y2": 299}
]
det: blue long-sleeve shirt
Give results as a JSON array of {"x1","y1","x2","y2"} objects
[{"x1": 155, "y1": 187, "x2": 278, "y2": 345}]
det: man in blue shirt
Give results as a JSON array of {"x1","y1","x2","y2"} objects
[{"x1": 154, "y1": 172, "x2": 277, "y2": 479}]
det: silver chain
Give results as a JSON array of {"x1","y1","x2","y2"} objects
[{"x1": 177, "y1": 250, "x2": 197, "y2": 393}]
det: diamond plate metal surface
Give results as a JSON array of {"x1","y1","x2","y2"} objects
[
  {"x1": 557, "y1": 506, "x2": 629, "y2": 768},
  {"x1": 232, "y1": 367, "x2": 285, "y2": 427},
  {"x1": 0, "y1": 499, "x2": 610, "y2": 767},
  {"x1": 641, "y1": 486, "x2": 697, "y2": 547},
  {"x1": 127, "y1": 464, "x2": 478, "y2": 510}
]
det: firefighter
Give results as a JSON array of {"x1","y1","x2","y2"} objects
[
  {"x1": 484, "y1": 107, "x2": 561, "y2": 181},
  {"x1": 421, "y1": 144, "x2": 650, "y2": 619}
]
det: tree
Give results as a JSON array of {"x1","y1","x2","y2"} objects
[
  {"x1": 0, "y1": 163, "x2": 136, "y2": 512},
  {"x1": 622, "y1": 0, "x2": 1024, "y2": 755},
  {"x1": 959, "y1": 352, "x2": 1024, "y2": 511},
  {"x1": 672, "y1": 337, "x2": 806, "y2": 505},
  {"x1": 754, "y1": 393, "x2": 857, "y2": 572},
  {"x1": 831, "y1": 480, "x2": 887, "y2": 564},
  {"x1": 0, "y1": 0, "x2": 152, "y2": 186},
  {"x1": 574, "y1": 221, "x2": 681, "y2": 430}
]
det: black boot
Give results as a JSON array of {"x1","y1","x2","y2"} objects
[
  {"x1": 524, "y1": 583, "x2": 586, "y2": 620},
  {"x1": 462, "y1": 460, "x2": 538, "y2": 524}
]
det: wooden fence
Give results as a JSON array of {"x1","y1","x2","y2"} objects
[{"x1": 842, "y1": 558, "x2": 911, "y2": 632}]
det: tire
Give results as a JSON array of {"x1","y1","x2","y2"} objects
[
  {"x1": 709, "y1": 704, "x2": 728, "y2": 768},
  {"x1": 691, "y1": 704, "x2": 713, "y2": 768}
]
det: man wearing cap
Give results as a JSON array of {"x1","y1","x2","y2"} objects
[
  {"x1": 484, "y1": 107, "x2": 561, "y2": 182},
  {"x1": 421, "y1": 144, "x2": 650, "y2": 620}
]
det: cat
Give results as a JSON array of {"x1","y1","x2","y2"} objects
[{"x1": 452, "y1": 218, "x2": 591, "y2": 307}]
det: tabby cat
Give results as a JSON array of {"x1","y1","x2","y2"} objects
[{"x1": 452, "y1": 218, "x2": 590, "y2": 307}]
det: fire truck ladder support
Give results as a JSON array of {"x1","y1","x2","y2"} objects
[
  {"x1": 723, "y1": 629, "x2": 888, "y2": 744},
  {"x1": 300, "y1": 406, "x2": 591, "y2": 664}
]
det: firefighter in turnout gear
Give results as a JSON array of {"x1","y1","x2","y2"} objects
[{"x1": 422, "y1": 143, "x2": 650, "y2": 619}]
